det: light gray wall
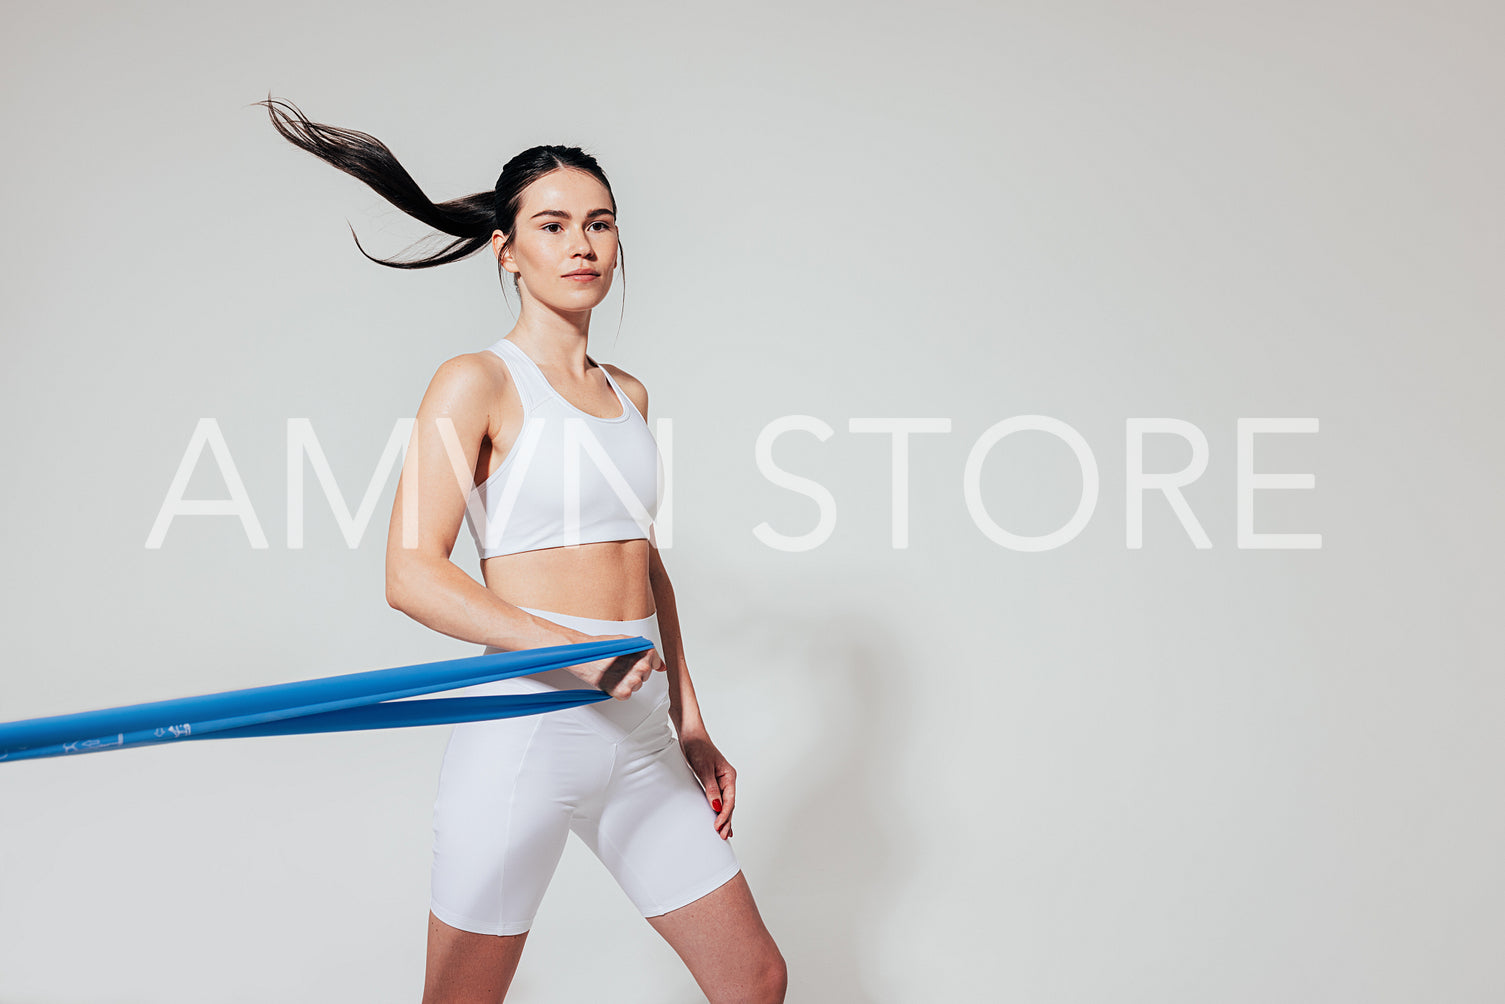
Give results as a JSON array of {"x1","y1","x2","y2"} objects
[{"x1": 2, "y1": 2, "x2": 1501, "y2": 1001}]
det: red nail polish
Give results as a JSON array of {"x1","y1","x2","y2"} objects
[{"x1": 712, "y1": 799, "x2": 722, "y2": 812}]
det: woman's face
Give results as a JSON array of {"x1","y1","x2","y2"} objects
[{"x1": 495, "y1": 168, "x2": 618, "y2": 311}]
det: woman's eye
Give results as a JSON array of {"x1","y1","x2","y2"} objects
[{"x1": 541, "y1": 221, "x2": 614, "y2": 233}]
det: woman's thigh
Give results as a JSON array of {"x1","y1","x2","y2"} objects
[
  {"x1": 573, "y1": 722, "x2": 784, "y2": 1000},
  {"x1": 571, "y1": 719, "x2": 741, "y2": 918},
  {"x1": 430, "y1": 712, "x2": 607, "y2": 936},
  {"x1": 422, "y1": 912, "x2": 528, "y2": 1004},
  {"x1": 646, "y1": 871, "x2": 787, "y2": 1003}
]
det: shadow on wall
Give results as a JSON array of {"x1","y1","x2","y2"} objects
[{"x1": 675, "y1": 598, "x2": 905, "y2": 1004}]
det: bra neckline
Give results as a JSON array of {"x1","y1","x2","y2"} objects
[{"x1": 495, "y1": 337, "x2": 630, "y2": 423}]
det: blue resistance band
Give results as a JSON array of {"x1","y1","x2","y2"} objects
[{"x1": 0, "y1": 636, "x2": 653, "y2": 764}]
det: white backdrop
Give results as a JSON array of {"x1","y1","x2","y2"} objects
[{"x1": 2, "y1": 2, "x2": 1501, "y2": 1001}]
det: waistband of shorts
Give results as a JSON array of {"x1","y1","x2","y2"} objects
[{"x1": 516, "y1": 605, "x2": 660, "y2": 637}]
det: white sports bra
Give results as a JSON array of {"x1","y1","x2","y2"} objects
[{"x1": 464, "y1": 337, "x2": 663, "y2": 559}]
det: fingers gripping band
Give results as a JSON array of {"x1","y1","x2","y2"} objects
[{"x1": 0, "y1": 637, "x2": 653, "y2": 763}]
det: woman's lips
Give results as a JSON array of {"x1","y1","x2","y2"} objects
[{"x1": 565, "y1": 273, "x2": 599, "y2": 281}]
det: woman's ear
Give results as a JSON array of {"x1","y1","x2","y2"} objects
[{"x1": 491, "y1": 230, "x2": 512, "y2": 270}]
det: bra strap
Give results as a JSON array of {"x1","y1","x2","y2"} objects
[{"x1": 490, "y1": 339, "x2": 549, "y2": 412}]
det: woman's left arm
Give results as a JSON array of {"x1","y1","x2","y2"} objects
[
  {"x1": 647, "y1": 544, "x2": 703, "y2": 735},
  {"x1": 613, "y1": 361, "x2": 735, "y2": 840},
  {"x1": 650, "y1": 544, "x2": 735, "y2": 840}
]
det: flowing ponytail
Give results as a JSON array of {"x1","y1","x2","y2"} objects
[{"x1": 253, "y1": 95, "x2": 623, "y2": 288}]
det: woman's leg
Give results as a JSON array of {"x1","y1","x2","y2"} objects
[
  {"x1": 422, "y1": 912, "x2": 528, "y2": 1004},
  {"x1": 426, "y1": 705, "x2": 599, "y2": 1001},
  {"x1": 646, "y1": 872, "x2": 787, "y2": 1004},
  {"x1": 570, "y1": 695, "x2": 786, "y2": 1002}
]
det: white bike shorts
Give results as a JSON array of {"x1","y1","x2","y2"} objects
[{"x1": 429, "y1": 605, "x2": 741, "y2": 935}]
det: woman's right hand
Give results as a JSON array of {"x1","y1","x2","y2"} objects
[{"x1": 557, "y1": 632, "x2": 666, "y2": 700}]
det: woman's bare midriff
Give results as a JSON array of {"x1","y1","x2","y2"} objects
[{"x1": 479, "y1": 538, "x2": 655, "y2": 622}]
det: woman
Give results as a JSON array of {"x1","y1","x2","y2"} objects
[{"x1": 259, "y1": 97, "x2": 787, "y2": 1003}]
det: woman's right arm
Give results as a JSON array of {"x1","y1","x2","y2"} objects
[
  {"x1": 383, "y1": 354, "x2": 562, "y2": 650},
  {"x1": 382, "y1": 354, "x2": 662, "y2": 699}
]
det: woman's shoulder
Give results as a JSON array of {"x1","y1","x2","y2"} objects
[
  {"x1": 599, "y1": 360, "x2": 645, "y2": 393},
  {"x1": 415, "y1": 346, "x2": 513, "y2": 415},
  {"x1": 432, "y1": 344, "x2": 513, "y2": 388},
  {"x1": 601, "y1": 361, "x2": 649, "y2": 418}
]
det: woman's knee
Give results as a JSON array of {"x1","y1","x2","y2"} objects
[
  {"x1": 760, "y1": 948, "x2": 789, "y2": 1002},
  {"x1": 708, "y1": 945, "x2": 785, "y2": 1004}
]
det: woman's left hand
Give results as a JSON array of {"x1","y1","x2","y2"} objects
[{"x1": 679, "y1": 729, "x2": 735, "y2": 840}]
